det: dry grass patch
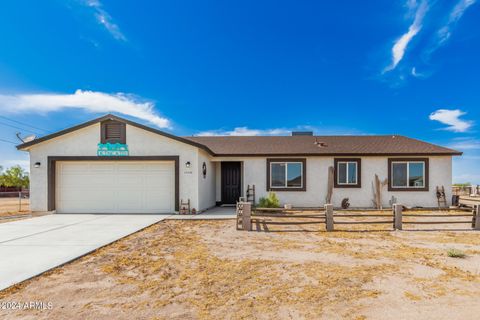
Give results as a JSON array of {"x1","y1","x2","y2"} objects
[
  {"x1": 1, "y1": 219, "x2": 480, "y2": 320},
  {"x1": 97, "y1": 221, "x2": 390, "y2": 319},
  {"x1": 0, "y1": 198, "x2": 30, "y2": 217},
  {"x1": 404, "y1": 291, "x2": 422, "y2": 301}
]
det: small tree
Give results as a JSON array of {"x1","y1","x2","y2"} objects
[
  {"x1": 453, "y1": 182, "x2": 471, "y2": 187},
  {"x1": 1, "y1": 165, "x2": 29, "y2": 189}
]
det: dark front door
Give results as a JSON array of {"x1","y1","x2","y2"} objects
[{"x1": 221, "y1": 162, "x2": 241, "y2": 204}]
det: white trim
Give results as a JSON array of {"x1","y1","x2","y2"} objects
[
  {"x1": 337, "y1": 161, "x2": 358, "y2": 185},
  {"x1": 391, "y1": 161, "x2": 425, "y2": 189},
  {"x1": 269, "y1": 161, "x2": 304, "y2": 189}
]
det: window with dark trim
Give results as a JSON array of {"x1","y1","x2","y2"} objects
[
  {"x1": 334, "y1": 158, "x2": 361, "y2": 188},
  {"x1": 266, "y1": 158, "x2": 306, "y2": 191},
  {"x1": 388, "y1": 158, "x2": 429, "y2": 191},
  {"x1": 101, "y1": 120, "x2": 126, "y2": 144}
]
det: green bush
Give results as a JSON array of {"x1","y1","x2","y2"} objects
[
  {"x1": 0, "y1": 165, "x2": 29, "y2": 189},
  {"x1": 258, "y1": 192, "x2": 281, "y2": 208},
  {"x1": 447, "y1": 248, "x2": 466, "y2": 259},
  {"x1": 453, "y1": 182, "x2": 471, "y2": 187}
]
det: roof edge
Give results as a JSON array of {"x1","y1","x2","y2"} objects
[
  {"x1": 393, "y1": 135, "x2": 463, "y2": 157},
  {"x1": 16, "y1": 114, "x2": 215, "y2": 155},
  {"x1": 212, "y1": 152, "x2": 463, "y2": 157}
]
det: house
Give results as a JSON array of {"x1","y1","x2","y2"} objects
[{"x1": 17, "y1": 114, "x2": 462, "y2": 213}]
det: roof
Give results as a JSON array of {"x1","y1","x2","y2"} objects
[
  {"x1": 185, "y1": 135, "x2": 462, "y2": 156},
  {"x1": 16, "y1": 114, "x2": 462, "y2": 156}
]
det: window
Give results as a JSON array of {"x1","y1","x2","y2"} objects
[
  {"x1": 334, "y1": 158, "x2": 361, "y2": 188},
  {"x1": 101, "y1": 120, "x2": 126, "y2": 144},
  {"x1": 267, "y1": 159, "x2": 306, "y2": 191},
  {"x1": 271, "y1": 162, "x2": 302, "y2": 188},
  {"x1": 388, "y1": 158, "x2": 429, "y2": 191}
]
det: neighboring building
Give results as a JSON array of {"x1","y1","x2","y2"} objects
[{"x1": 17, "y1": 114, "x2": 462, "y2": 213}]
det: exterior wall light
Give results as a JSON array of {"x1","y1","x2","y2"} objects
[
  {"x1": 185, "y1": 161, "x2": 191, "y2": 168},
  {"x1": 34, "y1": 162, "x2": 41, "y2": 168}
]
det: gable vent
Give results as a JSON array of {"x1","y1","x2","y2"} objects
[{"x1": 101, "y1": 120, "x2": 126, "y2": 144}]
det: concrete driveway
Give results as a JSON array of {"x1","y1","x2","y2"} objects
[{"x1": 0, "y1": 214, "x2": 168, "y2": 291}]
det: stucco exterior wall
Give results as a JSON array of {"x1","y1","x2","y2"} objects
[
  {"x1": 27, "y1": 124, "x2": 100, "y2": 212},
  {"x1": 239, "y1": 156, "x2": 452, "y2": 208},
  {"x1": 197, "y1": 150, "x2": 216, "y2": 211},
  {"x1": 26, "y1": 123, "x2": 201, "y2": 212}
]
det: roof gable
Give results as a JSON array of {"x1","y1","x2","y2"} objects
[{"x1": 16, "y1": 114, "x2": 214, "y2": 154}]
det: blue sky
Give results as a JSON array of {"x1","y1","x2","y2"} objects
[{"x1": 0, "y1": 0, "x2": 479, "y2": 183}]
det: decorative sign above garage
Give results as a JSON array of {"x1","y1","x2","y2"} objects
[{"x1": 97, "y1": 143, "x2": 129, "y2": 156}]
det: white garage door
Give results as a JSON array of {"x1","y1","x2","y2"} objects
[{"x1": 56, "y1": 161, "x2": 175, "y2": 214}]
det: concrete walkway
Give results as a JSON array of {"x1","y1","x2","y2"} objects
[{"x1": 0, "y1": 214, "x2": 166, "y2": 291}]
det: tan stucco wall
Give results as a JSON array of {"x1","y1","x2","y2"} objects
[{"x1": 26, "y1": 123, "x2": 202, "y2": 212}]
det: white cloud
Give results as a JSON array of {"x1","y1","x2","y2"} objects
[
  {"x1": 406, "y1": 0, "x2": 419, "y2": 11},
  {"x1": 437, "y1": 0, "x2": 476, "y2": 45},
  {"x1": 429, "y1": 109, "x2": 473, "y2": 132},
  {"x1": 195, "y1": 127, "x2": 291, "y2": 136},
  {"x1": 424, "y1": 0, "x2": 477, "y2": 59},
  {"x1": 0, "y1": 89, "x2": 170, "y2": 128},
  {"x1": 384, "y1": 0, "x2": 429, "y2": 72},
  {"x1": 411, "y1": 67, "x2": 422, "y2": 77},
  {"x1": 448, "y1": 138, "x2": 480, "y2": 150},
  {"x1": 83, "y1": 0, "x2": 126, "y2": 41}
]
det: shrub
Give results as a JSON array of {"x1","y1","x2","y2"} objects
[
  {"x1": 258, "y1": 192, "x2": 280, "y2": 208},
  {"x1": 447, "y1": 248, "x2": 466, "y2": 259},
  {"x1": 453, "y1": 183, "x2": 471, "y2": 187}
]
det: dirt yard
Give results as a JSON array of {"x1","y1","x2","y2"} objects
[
  {"x1": 0, "y1": 198, "x2": 30, "y2": 217},
  {"x1": 1, "y1": 215, "x2": 479, "y2": 320}
]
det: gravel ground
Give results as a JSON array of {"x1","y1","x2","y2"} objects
[{"x1": 0, "y1": 214, "x2": 479, "y2": 320}]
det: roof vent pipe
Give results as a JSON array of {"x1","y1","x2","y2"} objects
[{"x1": 291, "y1": 131, "x2": 313, "y2": 136}]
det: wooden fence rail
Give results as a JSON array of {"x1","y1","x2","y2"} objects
[
  {"x1": 473, "y1": 205, "x2": 480, "y2": 230},
  {"x1": 453, "y1": 185, "x2": 480, "y2": 196},
  {"x1": 251, "y1": 210, "x2": 326, "y2": 226},
  {"x1": 236, "y1": 202, "x2": 480, "y2": 232},
  {"x1": 398, "y1": 204, "x2": 479, "y2": 230}
]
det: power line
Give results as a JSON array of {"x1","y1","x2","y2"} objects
[
  {"x1": 0, "y1": 121, "x2": 41, "y2": 135},
  {"x1": 0, "y1": 115, "x2": 49, "y2": 133},
  {"x1": 0, "y1": 138, "x2": 17, "y2": 145}
]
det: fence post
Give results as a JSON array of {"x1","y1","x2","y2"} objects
[
  {"x1": 393, "y1": 204, "x2": 403, "y2": 230},
  {"x1": 242, "y1": 202, "x2": 252, "y2": 231},
  {"x1": 18, "y1": 191, "x2": 22, "y2": 212},
  {"x1": 325, "y1": 204, "x2": 334, "y2": 231},
  {"x1": 474, "y1": 205, "x2": 480, "y2": 231}
]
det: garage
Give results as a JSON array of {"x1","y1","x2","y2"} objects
[{"x1": 55, "y1": 161, "x2": 175, "y2": 214}]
